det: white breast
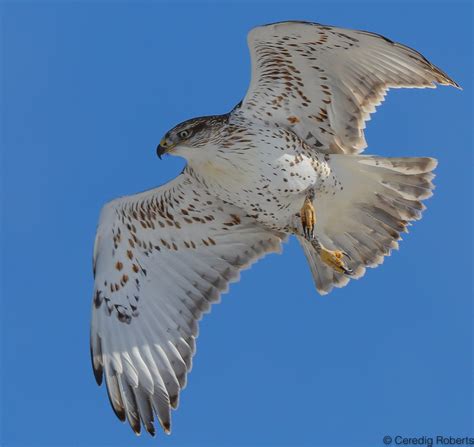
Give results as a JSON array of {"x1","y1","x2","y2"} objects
[{"x1": 190, "y1": 131, "x2": 327, "y2": 230}]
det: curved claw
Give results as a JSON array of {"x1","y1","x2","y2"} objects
[
  {"x1": 341, "y1": 251, "x2": 352, "y2": 261},
  {"x1": 340, "y1": 263, "x2": 353, "y2": 276},
  {"x1": 339, "y1": 252, "x2": 353, "y2": 275},
  {"x1": 320, "y1": 248, "x2": 354, "y2": 276}
]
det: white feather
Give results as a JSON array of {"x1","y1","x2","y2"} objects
[
  {"x1": 238, "y1": 21, "x2": 459, "y2": 154},
  {"x1": 90, "y1": 171, "x2": 284, "y2": 435}
]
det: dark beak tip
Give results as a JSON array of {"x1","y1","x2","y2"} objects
[{"x1": 156, "y1": 145, "x2": 163, "y2": 159}]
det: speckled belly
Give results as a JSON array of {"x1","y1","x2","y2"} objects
[{"x1": 191, "y1": 146, "x2": 331, "y2": 231}]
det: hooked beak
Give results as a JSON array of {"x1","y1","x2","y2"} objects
[{"x1": 156, "y1": 138, "x2": 175, "y2": 159}]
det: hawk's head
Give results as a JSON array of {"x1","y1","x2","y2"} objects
[{"x1": 156, "y1": 114, "x2": 228, "y2": 160}]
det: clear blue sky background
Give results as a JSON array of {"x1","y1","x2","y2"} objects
[{"x1": 1, "y1": 1, "x2": 472, "y2": 446}]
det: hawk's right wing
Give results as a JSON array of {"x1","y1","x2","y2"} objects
[
  {"x1": 235, "y1": 21, "x2": 459, "y2": 154},
  {"x1": 91, "y1": 169, "x2": 285, "y2": 436}
]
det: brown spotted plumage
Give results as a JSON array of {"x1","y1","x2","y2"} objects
[{"x1": 91, "y1": 21, "x2": 459, "y2": 438}]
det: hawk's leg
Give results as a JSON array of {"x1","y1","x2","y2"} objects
[
  {"x1": 299, "y1": 189, "x2": 353, "y2": 275},
  {"x1": 317, "y1": 243, "x2": 353, "y2": 275},
  {"x1": 300, "y1": 189, "x2": 316, "y2": 239}
]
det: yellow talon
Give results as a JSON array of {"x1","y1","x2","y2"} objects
[
  {"x1": 319, "y1": 247, "x2": 352, "y2": 275},
  {"x1": 299, "y1": 190, "x2": 351, "y2": 275}
]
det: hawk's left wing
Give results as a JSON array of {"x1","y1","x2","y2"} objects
[
  {"x1": 235, "y1": 21, "x2": 459, "y2": 154},
  {"x1": 91, "y1": 169, "x2": 285, "y2": 436}
]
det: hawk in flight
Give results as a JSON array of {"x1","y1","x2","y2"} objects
[{"x1": 91, "y1": 21, "x2": 459, "y2": 436}]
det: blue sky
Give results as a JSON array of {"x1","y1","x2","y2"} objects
[{"x1": 1, "y1": 1, "x2": 472, "y2": 446}]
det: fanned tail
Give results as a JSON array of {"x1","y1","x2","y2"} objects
[{"x1": 298, "y1": 155, "x2": 437, "y2": 294}]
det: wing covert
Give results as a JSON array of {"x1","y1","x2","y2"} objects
[{"x1": 90, "y1": 169, "x2": 285, "y2": 436}]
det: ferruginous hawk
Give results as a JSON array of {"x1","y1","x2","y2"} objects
[{"x1": 90, "y1": 21, "x2": 459, "y2": 436}]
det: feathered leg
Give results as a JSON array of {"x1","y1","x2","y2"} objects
[
  {"x1": 299, "y1": 188, "x2": 353, "y2": 275},
  {"x1": 300, "y1": 189, "x2": 316, "y2": 239}
]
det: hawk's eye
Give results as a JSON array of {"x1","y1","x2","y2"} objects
[{"x1": 178, "y1": 130, "x2": 190, "y2": 139}]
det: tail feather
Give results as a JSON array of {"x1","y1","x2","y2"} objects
[
  {"x1": 298, "y1": 237, "x2": 350, "y2": 293},
  {"x1": 299, "y1": 155, "x2": 437, "y2": 295}
]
